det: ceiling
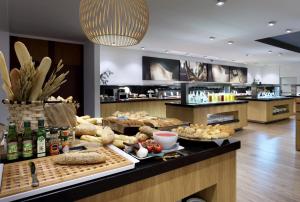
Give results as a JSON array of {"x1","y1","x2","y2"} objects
[
  {"x1": 7, "y1": 0, "x2": 300, "y2": 66},
  {"x1": 257, "y1": 31, "x2": 300, "y2": 54}
]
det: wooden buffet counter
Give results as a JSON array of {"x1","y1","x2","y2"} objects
[
  {"x1": 238, "y1": 97, "x2": 294, "y2": 123},
  {"x1": 11, "y1": 140, "x2": 240, "y2": 202},
  {"x1": 296, "y1": 103, "x2": 300, "y2": 151},
  {"x1": 285, "y1": 96, "x2": 300, "y2": 114},
  {"x1": 100, "y1": 98, "x2": 180, "y2": 118},
  {"x1": 166, "y1": 101, "x2": 248, "y2": 130}
]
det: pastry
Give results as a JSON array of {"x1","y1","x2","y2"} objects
[
  {"x1": 75, "y1": 123, "x2": 97, "y2": 136},
  {"x1": 136, "y1": 132, "x2": 150, "y2": 142},
  {"x1": 139, "y1": 126, "x2": 158, "y2": 137},
  {"x1": 173, "y1": 124, "x2": 234, "y2": 140}
]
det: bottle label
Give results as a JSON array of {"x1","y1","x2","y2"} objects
[
  {"x1": 37, "y1": 136, "x2": 46, "y2": 157},
  {"x1": 23, "y1": 140, "x2": 33, "y2": 158},
  {"x1": 50, "y1": 143, "x2": 59, "y2": 155},
  {"x1": 7, "y1": 142, "x2": 18, "y2": 160}
]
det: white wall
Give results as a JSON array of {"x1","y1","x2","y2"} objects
[
  {"x1": 279, "y1": 63, "x2": 300, "y2": 83},
  {"x1": 0, "y1": 0, "x2": 9, "y2": 124},
  {"x1": 100, "y1": 46, "x2": 249, "y2": 85},
  {"x1": 247, "y1": 65, "x2": 262, "y2": 84}
]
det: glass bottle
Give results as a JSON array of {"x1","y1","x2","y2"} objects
[
  {"x1": 22, "y1": 120, "x2": 33, "y2": 159},
  {"x1": 37, "y1": 119, "x2": 46, "y2": 158},
  {"x1": 7, "y1": 123, "x2": 18, "y2": 161}
]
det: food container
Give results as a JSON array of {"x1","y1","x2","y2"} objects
[{"x1": 153, "y1": 131, "x2": 178, "y2": 150}]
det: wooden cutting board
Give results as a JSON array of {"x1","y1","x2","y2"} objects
[{"x1": 0, "y1": 147, "x2": 133, "y2": 198}]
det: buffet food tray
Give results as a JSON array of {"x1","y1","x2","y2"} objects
[
  {"x1": 0, "y1": 145, "x2": 138, "y2": 202},
  {"x1": 102, "y1": 119, "x2": 140, "y2": 135},
  {"x1": 155, "y1": 122, "x2": 190, "y2": 131},
  {"x1": 179, "y1": 135, "x2": 229, "y2": 142}
]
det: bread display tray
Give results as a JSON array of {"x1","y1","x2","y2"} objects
[
  {"x1": 179, "y1": 135, "x2": 230, "y2": 142},
  {"x1": 102, "y1": 119, "x2": 140, "y2": 135},
  {"x1": 0, "y1": 145, "x2": 139, "y2": 202}
]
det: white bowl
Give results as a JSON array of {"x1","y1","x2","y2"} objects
[{"x1": 153, "y1": 131, "x2": 178, "y2": 150}]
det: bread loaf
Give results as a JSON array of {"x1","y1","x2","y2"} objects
[{"x1": 54, "y1": 151, "x2": 106, "y2": 165}]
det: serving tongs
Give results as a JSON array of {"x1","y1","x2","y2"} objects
[{"x1": 29, "y1": 162, "x2": 39, "y2": 187}]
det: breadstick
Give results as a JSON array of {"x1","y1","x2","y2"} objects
[{"x1": 0, "y1": 51, "x2": 11, "y2": 88}]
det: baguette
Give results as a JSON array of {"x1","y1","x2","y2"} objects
[
  {"x1": 0, "y1": 51, "x2": 11, "y2": 88},
  {"x1": 2, "y1": 82, "x2": 14, "y2": 100},
  {"x1": 10, "y1": 68, "x2": 21, "y2": 100},
  {"x1": 54, "y1": 151, "x2": 106, "y2": 165},
  {"x1": 14, "y1": 41, "x2": 31, "y2": 67},
  {"x1": 29, "y1": 57, "x2": 52, "y2": 101}
]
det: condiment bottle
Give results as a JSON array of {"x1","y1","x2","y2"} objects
[
  {"x1": 61, "y1": 130, "x2": 70, "y2": 153},
  {"x1": 37, "y1": 119, "x2": 46, "y2": 158},
  {"x1": 0, "y1": 131, "x2": 7, "y2": 162},
  {"x1": 7, "y1": 123, "x2": 18, "y2": 161},
  {"x1": 49, "y1": 128, "x2": 60, "y2": 156},
  {"x1": 22, "y1": 120, "x2": 33, "y2": 159},
  {"x1": 45, "y1": 128, "x2": 50, "y2": 155}
]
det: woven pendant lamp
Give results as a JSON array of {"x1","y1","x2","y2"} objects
[{"x1": 79, "y1": 0, "x2": 149, "y2": 47}]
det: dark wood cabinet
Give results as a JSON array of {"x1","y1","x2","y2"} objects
[{"x1": 10, "y1": 36, "x2": 84, "y2": 115}]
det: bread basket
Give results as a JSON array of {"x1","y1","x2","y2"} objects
[{"x1": 3, "y1": 99, "x2": 78, "y2": 133}]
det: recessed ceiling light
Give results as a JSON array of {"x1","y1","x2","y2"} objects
[
  {"x1": 216, "y1": 0, "x2": 225, "y2": 6},
  {"x1": 141, "y1": 47, "x2": 145, "y2": 50},
  {"x1": 268, "y1": 50, "x2": 273, "y2": 54},
  {"x1": 268, "y1": 21, "x2": 276, "y2": 26},
  {"x1": 227, "y1": 41, "x2": 234, "y2": 45},
  {"x1": 286, "y1": 29, "x2": 292, "y2": 33},
  {"x1": 209, "y1": 36, "x2": 216, "y2": 40}
]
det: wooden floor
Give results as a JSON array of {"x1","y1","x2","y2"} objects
[{"x1": 235, "y1": 117, "x2": 300, "y2": 202}]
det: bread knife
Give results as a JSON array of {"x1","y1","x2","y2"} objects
[{"x1": 29, "y1": 162, "x2": 39, "y2": 187}]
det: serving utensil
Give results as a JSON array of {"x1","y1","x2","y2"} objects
[{"x1": 29, "y1": 162, "x2": 39, "y2": 187}]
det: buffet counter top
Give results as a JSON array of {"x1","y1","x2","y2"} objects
[
  {"x1": 19, "y1": 139, "x2": 240, "y2": 202},
  {"x1": 238, "y1": 97, "x2": 294, "y2": 101},
  {"x1": 285, "y1": 95, "x2": 300, "y2": 98},
  {"x1": 101, "y1": 97, "x2": 180, "y2": 104},
  {"x1": 165, "y1": 100, "x2": 248, "y2": 108}
]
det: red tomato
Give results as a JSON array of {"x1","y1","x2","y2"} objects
[
  {"x1": 146, "y1": 145, "x2": 154, "y2": 152},
  {"x1": 153, "y1": 144, "x2": 162, "y2": 153}
]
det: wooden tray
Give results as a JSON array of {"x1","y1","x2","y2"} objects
[{"x1": 0, "y1": 146, "x2": 135, "y2": 200}]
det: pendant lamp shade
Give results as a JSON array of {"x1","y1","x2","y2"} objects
[{"x1": 79, "y1": 0, "x2": 149, "y2": 47}]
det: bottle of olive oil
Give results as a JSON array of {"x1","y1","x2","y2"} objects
[
  {"x1": 7, "y1": 123, "x2": 18, "y2": 161},
  {"x1": 37, "y1": 119, "x2": 46, "y2": 157},
  {"x1": 22, "y1": 121, "x2": 33, "y2": 159}
]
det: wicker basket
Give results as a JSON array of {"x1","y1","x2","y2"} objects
[
  {"x1": 4, "y1": 99, "x2": 78, "y2": 133},
  {"x1": 7, "y1": 103, "x2": 48, "y2": 133}
]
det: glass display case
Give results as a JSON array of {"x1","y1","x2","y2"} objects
[
  {"x1": 180, "y1": 82, "x2": 236, "y2": 105},
  {"x1": 250, "y1": 84, "x2": 281, "y2": 98}
]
